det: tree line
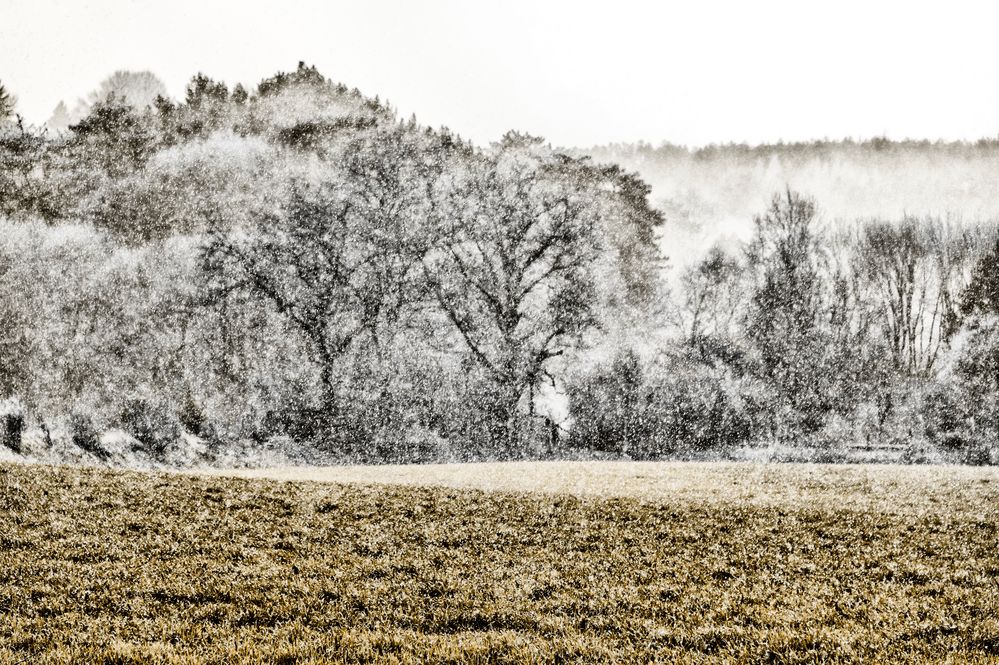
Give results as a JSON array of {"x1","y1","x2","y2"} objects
[
  {"x1": 0, "y1": 65, "x2": 663, "y2": 462},
  {"x1": 574, "y1": 191, "x2": 999, "y2": 464},
  {"x1": 0, "y1": 66, "x2": 997, "y2": 464}
]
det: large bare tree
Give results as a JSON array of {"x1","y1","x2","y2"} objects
[
  {"x1": 424, "y1": 134, "x2": 612, "y2": 447},
  {"x1": 201, "y1": 125, "x2": 456, "y2": 430},
  {"x1": 859, "y1": 217, "x2": 975, "y2": 376}
]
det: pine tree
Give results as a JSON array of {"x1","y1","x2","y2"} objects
[
  {"x1": 46, "y1": 100, "x2": 71, "y2": 131},
  {"x1": 0, "y1": 81, "x2": 16, "y2": 123}
]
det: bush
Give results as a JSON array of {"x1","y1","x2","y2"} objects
[
  {"x1": 117, "y1": 394, "x2": 181, "y2": 457},
  {"x1": 413, "y1": 361, "x2": 542, "y2": 460},
  {"x1": 69, "y1": 408, "x2": 106, "y2": 459},
  {"x1": 0, "y1": 397, "x2": 24, "y2": 453},
  {"x1": 177, "y1": 391, "x2": 224, "y2": 446},
  {"x1": 921, "y1": 317, "x2": 999, "y2": 464},
  {"x1": 250, "y1": 348, "x2": 548, "y2": 462},
  {"x1": 368, "y1": 424, "x2": 453, "y2": 464},
  {"x1": 922, "y1": 381, "x2": 970, "y2": 450},
  {"x1": 568, "y1": 346, "x2": 757, "y2": 459},
  {"x1": 567, "y1": 349, "x2": 661, "y2": 457}
]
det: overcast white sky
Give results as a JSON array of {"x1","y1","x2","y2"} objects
[{"x1": 2, "y1": 0, "x2": 998, "y2": 147}]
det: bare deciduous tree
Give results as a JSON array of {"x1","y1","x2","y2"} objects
[
  {"x1": 425, "y1": 133, "x2": 607, "y2": 447},
  {"x1": 202, "y1": 125, "x2": 455, "y2": 436},
  {"x1": 859, "y1": 218, "x2": 975, "y2": 376}
]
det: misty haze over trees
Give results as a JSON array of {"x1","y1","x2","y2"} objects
[{"x1": 1, "y1": 64, "x2": 998, "y2": 466}]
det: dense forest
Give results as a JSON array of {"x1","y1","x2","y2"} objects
[{"x1": 1, "y1": 65, "x2": 998, "y2": 466}]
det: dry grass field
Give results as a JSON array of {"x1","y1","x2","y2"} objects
[{"x1": 1, "y1": 461, "x2": 998, "y2": 663}]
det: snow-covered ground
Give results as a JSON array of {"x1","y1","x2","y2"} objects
[
  {"x1": 0, "y1": 428, "x2": 325, "y2": 470},
  {"x1": 200, "y1": 459, "x2": 999, "y2": 516}
]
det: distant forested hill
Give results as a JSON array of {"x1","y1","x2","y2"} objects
[{"x1": 584, "y1": 139, "x2": 999, "y2": 263}]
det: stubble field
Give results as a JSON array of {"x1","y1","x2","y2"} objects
[{"x1": 1, "y1": 460, "x2": 998, "y2": 663}]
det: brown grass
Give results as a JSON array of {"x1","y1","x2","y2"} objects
[{"x1": 1, "y1": 460, "x2": 998, "y2": 663}]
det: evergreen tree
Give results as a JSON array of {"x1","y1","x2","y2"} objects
[
  {"x1": 0, "y1": 81, "x2": 16, "y2": 123},
  {"x1": 961, "y1": 234, "x2": 999, "y2": 319},
  {"x1": 745, "y1": 190, "x2": 830, "y2": 437},
  {"x1": 46, "y1": 101, "x2": 71, "y2": 132}
]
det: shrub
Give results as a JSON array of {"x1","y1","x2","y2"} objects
[
  {"x1": 117, "y1": 394, "x2": 181, "y2": 457},
  {"x1": 177, "y1": 391, "x2": 217, "y2": 441},
  {"x1": 69, "y1": 408, "x2": 106, "y2": 459},
  {"x1": 258, "y1": 403, "x2": 329, "y2": 446},
  {"x1": 368, "y1": 424, "x2": 453, "y2": 464},
  {"x1": 0, "y1": 397, "x2": 24, "y2": 453},
  {"x1": 922, "y1": 381, "x2": 970, "y2": 450},
  {"x1": 568, "y1": 346, "x2": 757, "y2": 459},
  {"x1": 923, "y1": 317, "x2": 999, "y2": 464}
]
